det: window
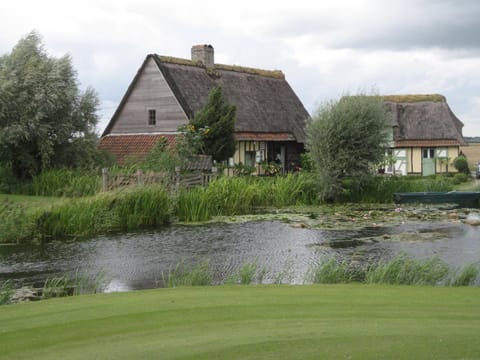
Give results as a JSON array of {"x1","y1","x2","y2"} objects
[
  {"x1": 436, "y1": 148, "x2": 447, "y2": 158},
  {"x1": 148, "y1": 109, "x2": 156, "y2": 125},
  {"x1": 244, "y1": 151, "x2": 256, "y2": 167},
  {"x1": 423, "y1": 148, "x2": 435, "y2": 159}
]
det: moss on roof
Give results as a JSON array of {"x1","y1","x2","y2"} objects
[
  {"x1": 383, "y1": 94, "x2": 446, "y2": 103},
  {"x1": 157, "y1": 55, "x2": 284, "y2": 79}
]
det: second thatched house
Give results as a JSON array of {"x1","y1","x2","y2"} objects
[
  {"x1": 383, "y1": 94, "x2": 467, "y2": 176},
  {"x1": 99, "y1": 45, "x2": 310, "y2": 174}
]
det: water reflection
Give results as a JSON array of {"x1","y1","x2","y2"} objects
[{"x1": 1, "y1": 220, "x2": 479, "y2": 291}]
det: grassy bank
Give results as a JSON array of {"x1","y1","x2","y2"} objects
[
  {"x1": 1, "y1": 285, "x2": 480, "y2": 359},
  {"x1": 0, "y1": 173, "x2": 469, "y2": 243}
]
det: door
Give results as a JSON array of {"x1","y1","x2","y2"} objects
[
  {"x1": 422, "y1": 148, "x2": 435, "y2": 176},
  {"x1": 393, "y1": 149, "x2": 407, "y2": 175}
]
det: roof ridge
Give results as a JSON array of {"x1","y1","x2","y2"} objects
[
  {"x1": 155, "y1": 54, "x2": 284, "y2": 79},
  {"x1": 383, "y1": 94, "x2": 446, "y2": 103}
]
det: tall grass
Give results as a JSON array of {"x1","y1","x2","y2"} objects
[
  {"x1": 308, "y1": 254, "x2": 479, "y2": 286},
  {"x1": 42, "y1": 271, "x2": 105, "y2": 299},
  {"x1": 364, "y1": 254, "x2": 449, "y2": 285},
  {"x1": 343, "y1": 176, "x2": 455, "y2": 203},
  {"x1": 35, "y1": 185, "x2": 171, "y2": 240},
  {"x1": 32, "y1": 169, "x2": 101, "y2": 197},
  {"x1": 162, "y1": 260, "x2": 213, "y2": 287},
  {"x1": 176, "y1": 173, "x2": 320, "y2": 221},
  {"x1": 0, "y1": 280, "x2": 13, "y2": 305},
  {"x1": 306, "y1": 258, "x2": 362, "y2": 284},
  {"x1": 447, "y1": 264, "x2": 480, "y2": 286}
]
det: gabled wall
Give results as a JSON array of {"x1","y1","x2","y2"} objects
[{"x1": 109, "y1": 57, "x2": 188, "y2": 134}]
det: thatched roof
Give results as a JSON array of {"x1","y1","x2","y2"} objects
[
  {"x1": 152, "y1": 55, "x2": 309, "y2": 143},
  {"x1": 384, "y1": 95, "x2": 466, "y2": 146}
]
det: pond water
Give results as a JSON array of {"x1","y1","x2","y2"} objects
[{"x1": 1, "y1": 216, "x2": 480, "y2": 291}]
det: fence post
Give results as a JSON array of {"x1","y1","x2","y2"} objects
[
  {"x1": 136, "y1": 169, "x2": 143, "y2": 186},
  {"x1": 175, "y1": 166, "x2": 181, "y2": 192},
  {"x1": 102, "y1": 168, "x2": 109, "y2": 192}
]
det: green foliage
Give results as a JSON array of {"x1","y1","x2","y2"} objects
[
  {"x1": 306, "y1": 258, "x2": 362, "y2": 284},
  {"x1": 162, "y1": 260, "x2": 213, "y2": 287},
  {"x1": 308, "y1": 254, "x2": 478, "y2": 286},
  {"x1": 261, "y1": 161, "x2": 281, "y2": 176},
  {"x1": 141, "y1": 137, "x2": 180, "y2": 172},
  {"x1": 34, "y1": 185, "x2": 171, "y2": 240},
  {"x1": 299, "y1": 152, "x2": 316, "y2": 172},
  {"x1": 0, "y1": 197, "x2": 37, "y2": 243},
  {"x1": 233, "y1": 162, "x2": 255, "y2": 176},
  {"x1": 42, "y1": 271, "x2": 104, "y2": 299},
  {"x1": 453, "y1": 156, "x2": 470, "y2": 174},
  {"x1": 306, "y1": 94, "x2": 390, "y2": 201},
  {"x1": 32, "y1": 168, "x2": 101, "y2": 197},
  {"x1": 341, "y1": 175, "x2": 454, "y2": 203},
  {"x1": 0, "y1": 31, "x2": 101, "y2": 179},
  {"x1": 447, "y1": 265, "x2": 479, "y2": 286},
  {"x1": 0, "y1": 280, "x2": 13, "y2": 305},
  {"x1": 365, "y1": 254, "x2": 449, "y2": 286},
  {"x1": 157, "y1": 173, "x2": 319, "y2": 223},
  {"x1": 452, "y1": 172, "x2": 470, "y2": 184},
  {"x1": 189, "y1": 87, "x2": 236, "y2": 162}
]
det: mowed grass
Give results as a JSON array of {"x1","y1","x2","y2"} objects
[{"x1": 1, "y1": 285, "x2": 480, "y2": 359}]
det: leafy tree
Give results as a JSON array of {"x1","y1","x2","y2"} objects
[
  {"x1": 306, "y1": 94, "x2": 390, "y2": 201},
  {"x1": 0, "y1": 31, "x2": 100, "y2": 179},
  {"x1": 190, "y1": 87, "x2": 236, "y2": 162}
]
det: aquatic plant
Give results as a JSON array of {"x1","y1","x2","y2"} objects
[
  {"x1": 365, "y1": 254, "x2": 449, "y2": 285},
  {"x1": 35, "y1": 185, "x2": 172, "y2": 240},
  {"x1": 306, "y1": 257, "x2": 364, "y2": 284},
  {"x1": 0, "y1": 280, "x2": 13, "y2": 305},
  {"x1": 162, "y1": 260, "x2": 213, "y2": 287},
  {"x1": 447, "y1": 264, "x2": 480, "y2": 287},
  {"x1": 42, "y1": 271, "x2": 105, "y2": 299},
  {"x1": 307, "y1": 254, "x2": 478, "y2": 287}
]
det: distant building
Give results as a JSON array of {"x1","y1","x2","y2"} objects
[{"x1": 382, "y1": 94, "x2": 466, "y2": 175}]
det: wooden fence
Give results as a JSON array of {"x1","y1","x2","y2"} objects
[{"x1": 102, "y1": 168, "x2": 218, "y2": 192}]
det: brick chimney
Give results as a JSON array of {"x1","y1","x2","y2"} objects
[{"x1": 191, "y1": 44, "x2": 214, "y2": 68}]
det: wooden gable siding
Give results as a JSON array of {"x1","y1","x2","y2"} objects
[{"x1": 110, "y1": 57, "x2": 188, "y2": 134}]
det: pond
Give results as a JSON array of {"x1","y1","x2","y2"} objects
[{"x1": 1, "y1": 208, "x2": 480, "y2": 291}]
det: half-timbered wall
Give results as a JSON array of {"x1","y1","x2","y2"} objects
[{"x1": 110, "y1": 57, "x2": 188, "y2": 134}]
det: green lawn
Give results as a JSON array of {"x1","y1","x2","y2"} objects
[
  {"x1": 0, "y1": 193, "x2": 63, "y2": 208},
  {"x1": 1, "y1": 285, "x2": 479, "y2": 359}
]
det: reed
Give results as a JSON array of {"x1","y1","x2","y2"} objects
[
  {"x1": 162, "y1": 260, "x2": 213, "y2": 287},
  {"x1": 175, "y1": 187, "x2": 211, "y2": 222},
  {"x1": 343, "y1": 176, "x2": 455, "y2": 203},
  {"x1": 306, "y1": 257, "x2": 363, "y2": 284},
  {"x1": 42, "y1": 271, "x2": 105, "y2": 299},
  {"x1": 365, "y1": 254, "x2": 450, "y2": 285},
  {"x1": 0, "y1": 280, "x2": 13, "y2": 305},
  {"x1": 32, "y1": 168, "x2": 101, "y2": 197},
  {"x1": 447, "y1": 264, "x2": 480, "y2": 286},
  {"x1": 35, "y1": 185, "x2": 171, "y2": 240},
  {"x1": 308, "y1": 254, "x2": 477, "y2": 287}
]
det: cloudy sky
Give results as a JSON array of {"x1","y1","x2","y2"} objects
[{"x1": 1, "y1": 0, "x2": 479, "y2": 135}]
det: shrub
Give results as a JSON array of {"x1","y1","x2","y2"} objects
[
  {"x1": 452, "y1": 173, "x2": 470, "y2": 184},
  {"x1": 453, "y1": 156, "x2": 470, "y2": 174}
]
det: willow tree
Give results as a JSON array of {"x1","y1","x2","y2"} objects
[
  {"x1": 306, "y1": 94, "x2": 390, "y2": 201},
  {"x1": 0, "y1": 31, "x2": 100, "y2": 178}
]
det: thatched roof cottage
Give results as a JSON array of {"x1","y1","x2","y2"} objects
[
  {"x1": 99, "y1": 45, "x2": 310, "y2": 173},
  {"x1": 383, "y1": 94, "x2": 466, "y2": 175}
]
